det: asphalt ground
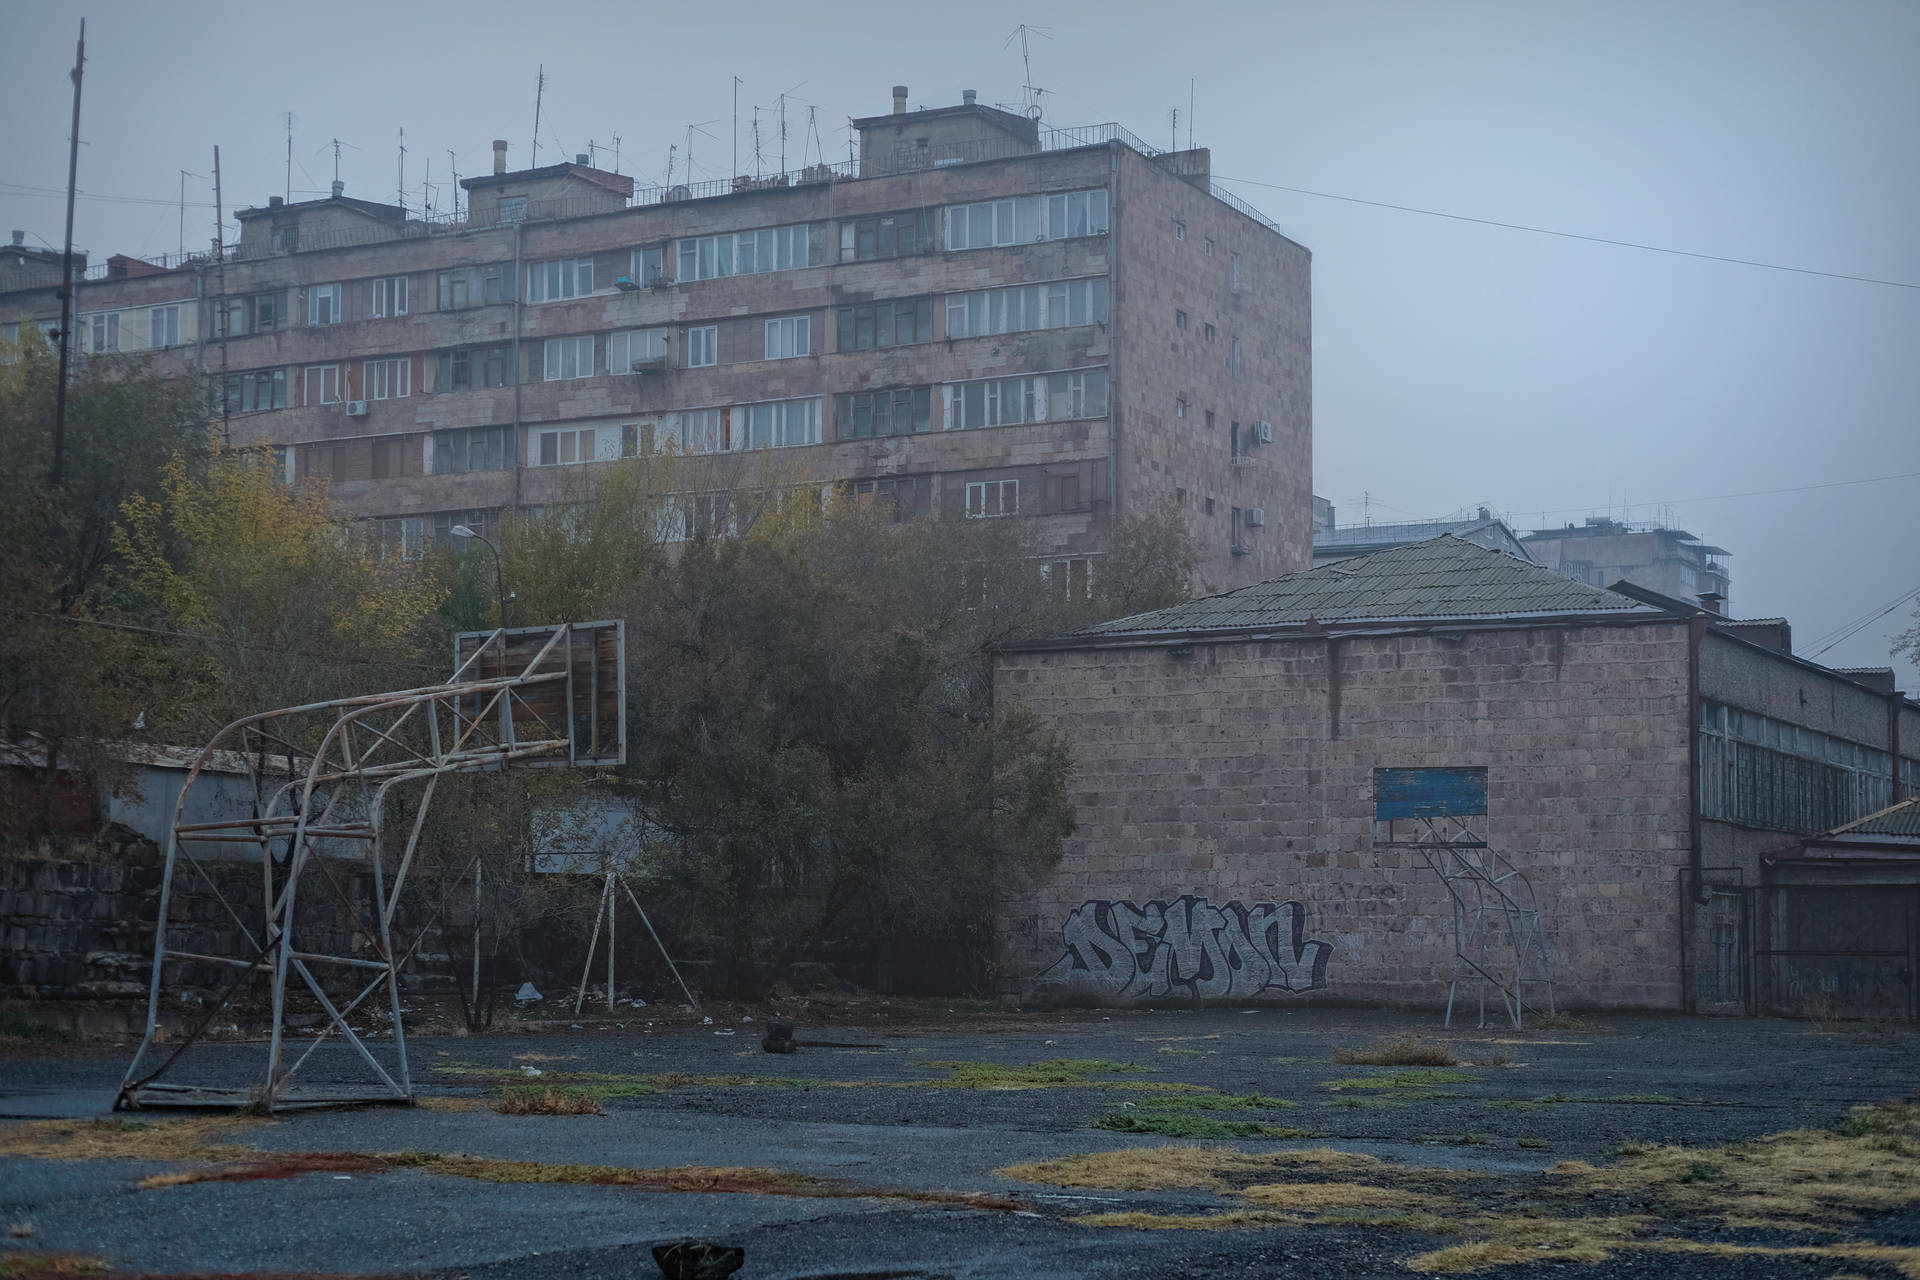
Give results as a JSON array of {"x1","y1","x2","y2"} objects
[{"x1": 1, "y1": 1006, "x2": 1916, "y2": 1279}]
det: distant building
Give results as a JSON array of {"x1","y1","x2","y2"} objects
[
  {"x1": 1523, "y1": 517, "x2": 1730, "y2": 609},
  {"x1": 1312, "y1": 502, "x2": 1532, "y2": 566}
]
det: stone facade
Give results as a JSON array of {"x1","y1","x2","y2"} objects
[
  {"x1": 0, "y1": 91, "x2": 1314, "y2": 590},
  {"x1": 994, "y1": 620, "x2": 1700, "y2": 1010}
]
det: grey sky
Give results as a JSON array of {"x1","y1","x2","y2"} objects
[{"x1": 6, "y1": 0, "x2": 1916, "y2": 680}]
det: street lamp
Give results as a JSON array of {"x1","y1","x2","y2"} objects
[{"x1": 451, "y1": 524, "x2": 511, "y2": 630}]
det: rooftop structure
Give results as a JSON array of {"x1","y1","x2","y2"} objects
[{"x1": 1523, "y1": 516, "x2": 1730, "y2": 609}]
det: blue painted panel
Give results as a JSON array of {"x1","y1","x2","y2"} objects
[{"x1": 1374, "y1": 768, "x2": 1488, "y2": 820}]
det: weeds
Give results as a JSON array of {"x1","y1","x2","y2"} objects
[
  {"x1": 1323, "y1": 1069, "x2": 1476, "y2": 1094},
  {"x1": 1526, "y1": 1011, "x2": 1590, "y2": 1031},
  {"x1": 495, "y1": 1086, "x2": 604, "y2": 1116},
  {"x1": 1333, "y1": 1034, "x2": 1459, "y2": 1067}
]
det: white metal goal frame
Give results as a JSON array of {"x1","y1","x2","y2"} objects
[{"x1": 116, "y1": 621, "x2": 624, "y2": 1112}]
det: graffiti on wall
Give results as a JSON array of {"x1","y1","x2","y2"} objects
[{"x1": 1036, "y1": 895, "x2": 1332, "y2": 1000}]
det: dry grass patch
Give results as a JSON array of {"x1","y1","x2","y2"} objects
[
  {"x1": 138, "y1": 1153, "x2": 388, "y2": 1189},
  {"x1": 1409, "y1": 1214, "x2": 1652, "y2": 1271},
  {"x1": 0, "y1": 1115, "x2": 256, "y2": 1163},
  {"x1": 1239, "y1": 1181, "x2": 1454, "y2": 1212},
  {"x1": 0, "y1": 1254, "x2": 107, "y2": 1279},
  {"x1": 494, "y1": 1086, "x2": 604, "y2": 1116},
  {"x1": 412, "y1": 1096, "x2": 487, "y2": 1112},
  {"x1": 1073, "y1": 1209, "x2": 1290, "y2": 1231},
  {"x1": 1000, "y1": 1144, "x2": 1384, "y2": 1192},
  {"x1": 1333, "y1": 1034, "x2": 1459, "y2": 1067}
]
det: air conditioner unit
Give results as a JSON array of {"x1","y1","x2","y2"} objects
[
  {"x1": 1254, "y1": 420, "x2": 1273, "y2": 445},
  {"x1": 344, "y1": 400, "x2": 369, "y2": 417},
  {"x1": 1246, "y1": 507, "x2": 1267, "y2": 528}
]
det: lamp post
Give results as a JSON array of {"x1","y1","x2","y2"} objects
[{"x1": 451, "y1": 524, "x2": 510, "y2": 630}]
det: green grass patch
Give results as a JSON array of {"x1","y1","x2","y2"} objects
[
  {"x1": 1132, "y1": 1092, "x2": 1295, "y2": 1112},
  {"x1": 1331, "y1": 1096, "x2": 1402, "y2": 1109},
  {"x1": 914, "y1": 1059, "x2": 1163, "y2": 1089},
  {"x1": 0, "y1": 1016, "x2": 78, "y2": 1047},
  {"x1": 1516, "y1": 1138, "x2": 1550, "y2": 1150}
]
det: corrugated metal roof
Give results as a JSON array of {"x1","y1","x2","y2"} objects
[
  {"x1": 1830, "y1": 800, "x2": 1920, "y2": 838},
  {"x1": 1083, "y1": 536, "x2": 1663, "y2": 636}
]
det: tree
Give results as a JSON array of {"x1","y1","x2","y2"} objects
[
  {"x1": 112, "y1": 437, "x2": 445, "y2": 740},
  {"x1": 0, "y1": 330, "x2": 213, "y2": 834}
]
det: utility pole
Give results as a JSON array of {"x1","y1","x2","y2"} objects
[
  {"x1": 213, "y1": 146, "x2": 229, "y2": 447},
  {"x1": 50, "y1": 18, "x2": 85, "y2": 489},
  {"x1": 531, "y1": 66, "x2": 545, "y2": 167}
]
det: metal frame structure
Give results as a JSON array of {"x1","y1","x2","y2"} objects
[
  {"x1": 1382, "y1": 812, "x2": 1556, "y2": 1030},
  {"x1": 117, "y1": 622, "x2": 623, "y2": 1112}
]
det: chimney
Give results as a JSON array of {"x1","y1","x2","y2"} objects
[
  {"x1": 492, "y1": 139, "x2": 508, "y2": 174},
  {"x1": 330, "y1": 180, "x2": 344, "y2": 198},
  {"x1": 962, "y1": 89, "x2": 977, "y2": 105},
  {"x1": 268, "y1": 195, "x2": 284, "y2": 208},
  {"x1": 1477, "y1": 505, "x2": 1491, "y2": 521},
  {"x1": 892, "y1": 84, "x2": 908, "y2": 115},
  {"x1": 10, "y1": 230, "x2": 22, "y2": 247},
  {"x1": 576, "y1": 153, "x2": 589, "y2": 165},
  {"x1": 1698, "y1": 591, "x2": 1725, "y2": 616}
]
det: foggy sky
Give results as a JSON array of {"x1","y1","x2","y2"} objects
[{"x1": 4, "y1": 0, "x2": 1915, "y2": 683}]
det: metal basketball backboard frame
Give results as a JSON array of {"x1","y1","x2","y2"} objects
[{"x1": 117, "y1": 621, "x2": 625, "y2": 1112}]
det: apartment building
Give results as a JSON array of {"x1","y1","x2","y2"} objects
[
  {"x1": 0, "y1": 85, "x2": 1313, "y2": 589},
  {"x1": 1523, "y1": 517, "x2": 1732, "y2": 609}
]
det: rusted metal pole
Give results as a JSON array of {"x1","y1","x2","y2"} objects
[{"x1": 50, "y1": 19, "x2": 85, "y2": 487}]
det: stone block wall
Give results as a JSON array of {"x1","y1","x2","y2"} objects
[{"x1": 993, "y1": 620, "x2": 1695, "y2": 1010}]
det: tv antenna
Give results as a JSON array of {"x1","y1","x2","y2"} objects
[
  {"x1": 805, "y1": 105, "x2": 823, "y2": 168},
  {"x1": 447, "y1": 149, "x2": 460, "y2": 218},
  {"x1": 531, "y1": 65, "x2": 545, "y2": 166},
  {"x1": 774, "y1": 82, "x2": 806, "y2": 173},
  {"x1": 281, "y1": 110, "x2": 296, "y2": 202},
  {"x1": 663, "y1": 142, "x2": 677, "y2": 187},
  {"x1": 682, "y1": 120, "x2": 719, "y2": 182},
  {"x1": 1006, "y1": 24, "x2": 1053, "y2": 121},
  {"x1": 396, "y1": 127, "x2": 407, "y2": 212},
  {"x1": 610, "y1": 132, "x2": 622, "y2": 174}
]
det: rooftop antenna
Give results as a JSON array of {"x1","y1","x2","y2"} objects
[
  {"x1": 447, "y1": 149, "x2": 459, "y2": 218},
  {"x1": 177, "y1": 169, "x2": 203, "y2": 258},
  {"x1": 50, "y1": 17, "x2": 85, "y2": 489},
  {"x1": 281, "y1": 110, "x2": 295, "y2": 203},
  {"x1": 1188, "y1": 77, "x2": 1194, "y2": 149},
  {"x1": 732, "y1": 76, "x2": 742, "y2": 179},
  {"x1": 751, "y1": 106, "x2": 763, "y2": 178},
  {"x1": 396, "y1": 127, "x2": 406, "y2": 213},
  {"x1": 844, "y1": 116, "x2": 856, "y2": 165},
  {"x1": 1170, "y1": 107, "x2": 1179, "y2": 153},
  {"x1": 1005, "y1": 23, "x2": 1053, "y2": 121},
  {"x1": 805, "y1": 105, "x2": 823, "y2": 167},
  {"x1": 531, "y1": 65, "x2": 545, "y2": 167},
  {"x1": 664, "y1": 142, "x2": 677, "y2": 187},
  {"x1": 421, "y1": 155, "x2": 432, "y2": 215},
  {"x1": 683, "y1": 120, "x2": 718, "y2": 180},
  {"x1": 774, "y1": 83, "x2": 805, "y2": 174},
  {"x1": 610, "y1": 132, "x2": 622, "y2": 175}
]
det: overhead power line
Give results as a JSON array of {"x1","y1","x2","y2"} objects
[{"x1": 1212, "y1": 173, "x2": 1920, "y2": 292}]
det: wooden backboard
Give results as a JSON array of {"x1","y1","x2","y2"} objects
[{"x1": 453, "y1": 621, "x2": 626, "y2": 767}]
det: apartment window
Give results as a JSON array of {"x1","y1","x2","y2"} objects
[
  {"x1": 837, "y1": 298, "x2": 932, "y2": 351},
  {"x1": 303, "y1": 444, "x2": 346, "y2": 483},
  {"x1": 1173, "y1": 219, "x2": 1186, "y2": 241},
  {"x1": 1230, "y1": 421, "x2": 1242, "y2": 459},
  {"x1": 543, "y1": 336, "x2": 595, "y2": 381},
  {"x1": 303, "y1": 364, "x2": 341, "y2": 405},
  {"x1": 1229, "y1": 252, "x2": 1242, "y2": 292},
  {"x1": 376, "y1": 516, "x2": 425, "y2": 562},
  {"x1": 686, "y1": 325, "x2": 717, "y2": 368},
  {"x1": 371, "y1": 436, "x2": 420, "y2": 479},
  {"x1": 1040, "y1": 557, "x2": 1094, "y2": 602},
  {"x1": 536, "y1": 427, "x2": 598, "y2": 466},
  {"x1": 433, "y1": 426, "x2": 511, "y2": 474},
  {"x1": 841, "y1": 209, "x2": 929, "y2": 261},
  {"x1": 480, "y1": 265, "x2": 507, "y2": 304},
  {"x1": 370, "y1": 276, "x2": 408, "y2": 318},
  {"x1": 434, "y1": 510, "x2": 500, "y2": 550},
  {"x1": 764, "y1": 315, "x2": 811, "y2": 360},
  {"x1": 1229, "y1": 336, "x2": 1244, "y2": 378},
  {"x1": 1043, "y1": 471, "x2": 1083, "y2": 513},
  {"x1": 528, "y1": 258, "x2": 593, "y2": 303},
  {"x1": 149, "y1": 304, "x2": 181, "y2": 348},
  {"x1": 271, "y1": 222, "x2": 299, "y2": 254},
  {"x1": 221, "y1": 291, "x2": 288, "y2": 335},
  {"x1": 498, "y1": 196, "x2": 529, "y2": 223},
  {"x1": 846, "y1": 475, "x2": 932, "y2": 522},
  {"x1": 1175, "y1": 397, "x2": 1187, "y2": 419},
  {"x1": 1205, "y1": 497, "x2": 1216, "y2": 516},
  {"x1": 1175, "y1": 309, "x2": 1187, "y2": 330},
  {"x1": 965, "y1": 479, "x2": 1018, "y2": 518},
  {"x1": 630, "y1": 246, "x2": 666, "y2": 285},
  {"x1": 1231, "y1": 507, "x2": 1243, "y2": 551},
  {"x1": 307, "y1": 284, "x2": 341, "y2": 327},
  {"x1": 945, "y1": 368, "x2": 1109, "y2": 430},
  {"x1": 225, "y1": 368, "x2": 287, "y2": 413},
  {"x1": 1204, "y1": 237, "x2": 1215, "y2": 256},
  {"x1": 365, "y1": 358, "x2": 411, "y2": 400},
  {"x1": 87, "y1": 312, "x2": 118, "y2": 354},
  {"x1": 676, "y1": 224, "x2": 811, "y2": 282},
  {"x1": 1205, "y1": 409, "x2": 1215, "y2": 430},
  {"x1": 1047, "y1": 189, "x2": 1109, "y2": 239},
  {"x1": 676, "y1": 407, "x2": 727, "y2": 453},
  {"x1": 1204, "y1": 322, "x2": 1216, "y2": 342},
  {"x1": 437, "y1": 270, "x2": 470, "y2": 310},
  {"x1": 744, "y1": 398, "x2": 821, "y2": 449},
  {"x1": 609, "y1": 328, "x2": 669, "y2": 372},
  {"x1": 944, "y1": 279, "x2": 1109, "y2": 339},
  {"x1": 834, "y1": 386, "x2": 931, "y2": 440},
  {"x1": 437, "y1": 346, "x2": 509, "y2": 392}
]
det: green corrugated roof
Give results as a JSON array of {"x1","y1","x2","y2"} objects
[
  {"x1": 1830, "y1": 800, "x2": 1920, "y2": 838},
  {"x1": 1083, "y1": 536, "x2": 1662, "y2": 636}
]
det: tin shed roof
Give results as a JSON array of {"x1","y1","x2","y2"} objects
[{"x1": 1082, "y1": 536, "x2": 1663, "y2": 638}]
